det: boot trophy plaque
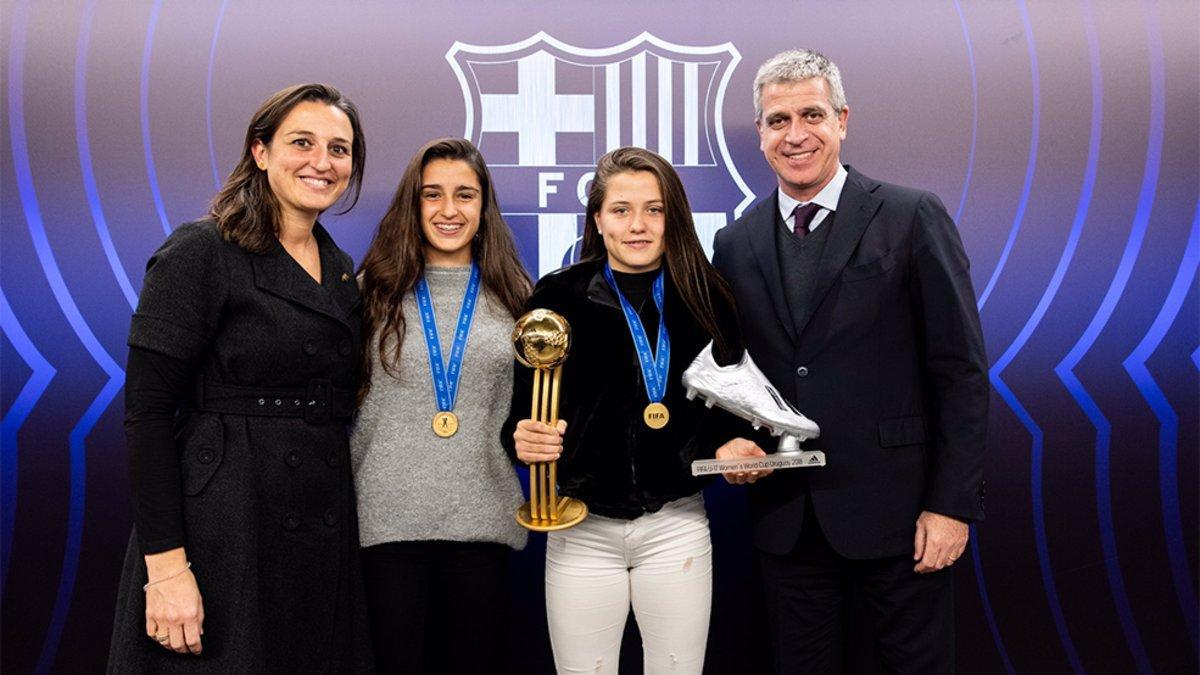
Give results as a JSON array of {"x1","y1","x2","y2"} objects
[{"x1": 683, "y1": 342, "x2": 827, "y2": 476}]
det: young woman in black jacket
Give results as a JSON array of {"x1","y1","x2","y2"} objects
[{"x1": 503, "y1": 147, "x2": 752, "y2": 674}]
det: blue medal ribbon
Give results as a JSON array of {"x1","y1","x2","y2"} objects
[
  {"x1": 415, "y1": 263, "x2": 481, "y2": 413},
  {"x1": 603, "y1": 263, "x2": 670, "y2": 404}
]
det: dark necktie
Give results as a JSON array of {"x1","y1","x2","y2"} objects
[{"x1": 791, "y1": 202, "x2": 821, "y2": 239}]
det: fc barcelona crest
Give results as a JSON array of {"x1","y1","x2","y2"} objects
[{"x1": 447, "y1": 32, "x2": 755, "y2": 278}]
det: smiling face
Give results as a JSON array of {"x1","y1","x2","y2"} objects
[
  {"x1": 251, "y1": 100, "x2": 354, "y2": 229},
  {"x1": 419, "y1": 158, "x2": 482, "y2": 266},
  {"x1": 594, "y1": 170, "x2": 666, "y2": 273},
  {"x1": 756, "y1": 77, "x2": 848, "y2": 202}
]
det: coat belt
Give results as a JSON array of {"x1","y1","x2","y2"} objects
[{"x1": 187, "y1": 377, "x2": 355, "y2": 424}]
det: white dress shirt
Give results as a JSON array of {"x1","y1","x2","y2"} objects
[{"x1": 778, "y1": 164, "x2": 849, "y2": 235}]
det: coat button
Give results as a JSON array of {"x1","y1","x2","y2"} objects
[
  {"x1": 303, "y1": 340, "x2": 317, "y2": 356},
  {"x1": 197, "y1": 448, "x2": 215, "y2": 464},
  {"x1": 323, "y1": 509, "x2": 338, "y2": 527},
  {"x1": 338, "y1": 339, "x2": 352, "y2": 356},
  {"x1": 281, "y1": 514, "x2": 300, "y2": 531},
  {"x1": 796, "y1": 366, "x2": 809, "y2": 377},
  {"x1": 285, "y1": 452, "x2": 303, "y2": 468},
  {"x1": 326, "y1": 452, "x2": 339, "y2": 468}
]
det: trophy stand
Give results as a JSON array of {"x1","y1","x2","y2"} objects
[
  {"x1": 512, "y1": 309, "x2": 588, "y2": 531},
  {"x1": 690, "y1": 434, "x2": 826, "y2": 476}
]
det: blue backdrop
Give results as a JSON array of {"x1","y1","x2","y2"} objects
[{"x1": 2, "y1": 0, "x2": 1196, "y2": 672}]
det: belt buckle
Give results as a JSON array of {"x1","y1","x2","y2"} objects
[{"x1": 305, "y1": 378, "x2": 332, "y2": 424}]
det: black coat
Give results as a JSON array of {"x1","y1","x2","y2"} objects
[
  {"x1": 501, "y1": 259, "x2": 742, "y2": 519},
  {"x1": 713, "y1": 167, "x2": 988, "y2": 559},
  {"x1": 108, "y1": 221, "x2": 372, "y2": 672}
]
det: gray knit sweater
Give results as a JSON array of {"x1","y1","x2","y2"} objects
[{"x1": 351, "y1": 266, "x2": 527, "y2": 550}]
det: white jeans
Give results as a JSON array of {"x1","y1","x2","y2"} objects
[{"x1": 545, "y1": 494, "x2": 712, "y2": 674}]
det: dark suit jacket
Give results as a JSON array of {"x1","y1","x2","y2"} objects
[{"x1": 713, "y1": 166, "x2": 987, "y2": 559}]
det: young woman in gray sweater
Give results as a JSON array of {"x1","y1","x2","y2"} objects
[{"x1": 352, "y1": 138, "x2": 532, "y2": 673}]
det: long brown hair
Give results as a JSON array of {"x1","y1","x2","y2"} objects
[
  {"x1": 581, "y1": 147, "x2": 736, "y2": 359},
  {"x1": 208, "y1": 83, "x2": 366, "y2": 253},
  {"x1": 358, "y1": 137, "x2": 531, "y2": 399}
]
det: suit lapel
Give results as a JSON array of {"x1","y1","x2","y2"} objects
[
  {"x1": 252, "y1": 223, "x2": 356, "y2": 330},
  {"x1": 745, "y1": 192, "x2": 798, "y2": 344},
  {"x1": 793, "y1": 166, "x2": 882, "y2": 338}
]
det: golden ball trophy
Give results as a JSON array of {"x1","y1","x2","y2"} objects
[{"x1": 511, "y1": 309, "x2": 588, "y2": 531}]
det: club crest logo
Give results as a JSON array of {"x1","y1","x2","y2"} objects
[{"x1": 447, "y1": 32, "x2": 755, "y2": 278}]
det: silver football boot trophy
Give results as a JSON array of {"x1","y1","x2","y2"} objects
[{"x1": 684, "y1": 342, "x2": 827, "y2": 476}]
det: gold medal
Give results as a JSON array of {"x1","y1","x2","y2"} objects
[
  {"x1": 643, "y1": 402, "x2": 669, "y2": 429},
  {"x1": 432, "y1": 411, "x2": 459, "y2": 438}
]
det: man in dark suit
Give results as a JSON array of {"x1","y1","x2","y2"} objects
[{"x1": 712, "y1": 50, "x2": 988, "y2": 673}]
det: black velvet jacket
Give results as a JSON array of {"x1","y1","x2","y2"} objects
[{"x1": 501, "y1": 258, "x2": 745, "y2": 519}]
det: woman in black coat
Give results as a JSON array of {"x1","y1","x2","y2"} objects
[{"x1": 108, "y1": 83, "x2": 372, "y2": 672}]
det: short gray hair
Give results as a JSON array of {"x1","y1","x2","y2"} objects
[{"x1": 752, "y1": 50, "x2": 847, "y2": 120}]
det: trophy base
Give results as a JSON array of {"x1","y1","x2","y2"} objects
[
  {"x1": 691, "y1": 449, "x2": 826, "y2": 476},
  {"x1": 516, "y1": 497, "x2": 589, "y2": 532}
]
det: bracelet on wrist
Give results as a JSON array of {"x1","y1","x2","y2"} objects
[{"x1": 143, "y1": 561, "x2": 192, "y2": 592}]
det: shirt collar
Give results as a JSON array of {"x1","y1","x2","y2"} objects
[{"x1": 777, "y1": 163, "x2": 849, "y2": 221}]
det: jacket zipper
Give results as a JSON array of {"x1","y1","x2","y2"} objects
[{"x1": 628, "y1": 352, "x2": 643, "y2": 508}]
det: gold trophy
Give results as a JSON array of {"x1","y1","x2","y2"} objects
[{"x1": 511, "y1": 309, "x2": 588, "y2": 531}]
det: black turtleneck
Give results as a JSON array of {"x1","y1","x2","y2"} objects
[
  {"x1": 610, "y1": 268, "x2": 659, "y2": 308},
  {"x1": 611, "y1": 268, "x2": 662, "y2": 343}
]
